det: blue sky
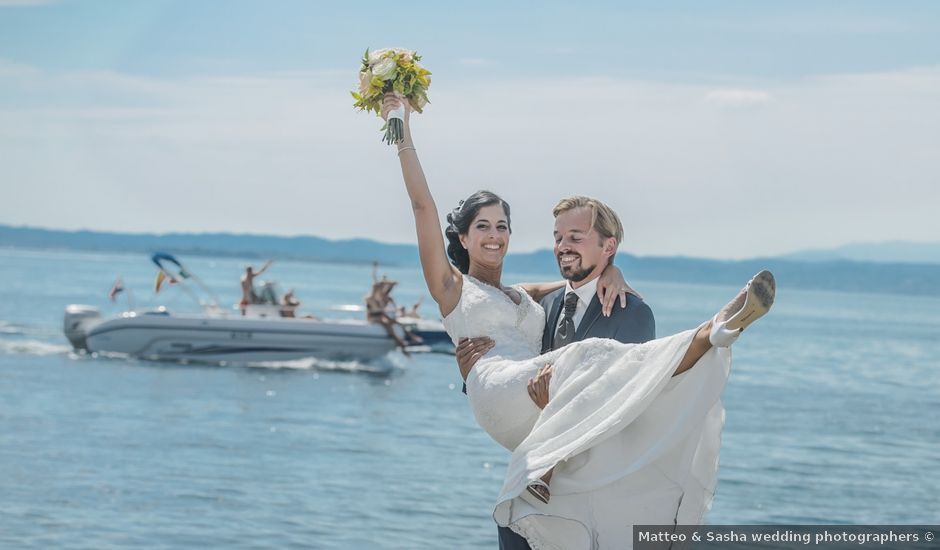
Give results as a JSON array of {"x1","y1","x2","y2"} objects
[
  {"x1": 2, "y1": 1, "x2": 937, "y2": 78},
  {"x1": 1, "y1": 0, "x2": 938, "y2": 258}
]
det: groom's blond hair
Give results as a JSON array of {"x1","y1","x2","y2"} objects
[{"x1": 552, "y1": 196, "x2": 624, "y2": 244}]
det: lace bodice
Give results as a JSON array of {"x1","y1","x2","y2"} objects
[{"x1": 442, "y1": 275, "x2": 545, "y2": 361}]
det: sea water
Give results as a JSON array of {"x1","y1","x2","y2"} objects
[{"x1": 0, "y1": 248, "x2": 937, "y2": 549}]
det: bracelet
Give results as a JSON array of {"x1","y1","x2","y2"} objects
[{"x1": 397, "y1": 146, "x2": 416, "y2": 156}]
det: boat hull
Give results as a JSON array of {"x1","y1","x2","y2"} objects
[{"x1": 83, "y1": 313, "x2": 398, "y2": 364}]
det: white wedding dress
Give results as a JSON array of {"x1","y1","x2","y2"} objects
[{"x1": 443, "y1": 275, "x2": 732, "y2": 550}]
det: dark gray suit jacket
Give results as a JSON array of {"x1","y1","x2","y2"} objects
[
  {"x1": 539, "y1": 289, "x2": 655, "y2": 353},
  {"x1": 498, "y1": 288, "x2": 656, "y2": 550}
]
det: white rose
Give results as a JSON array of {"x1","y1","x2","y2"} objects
[
  {"x1": 371, "y1": 58, "x2": 397, "y2": 80},
  {"x1": 397, "y1": 50, "x2": 414, "y2": 63},
  {"x1": 368, "y1": 48, "x2": 391, "y2": 64}
]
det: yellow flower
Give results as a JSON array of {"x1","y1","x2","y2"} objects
[{"x1": 411, "y1": 94, "x2": 428, "y2": 111}]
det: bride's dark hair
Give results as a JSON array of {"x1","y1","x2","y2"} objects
[{"x1": 445, "y1": 190, "x2": 512, "y2": 274}]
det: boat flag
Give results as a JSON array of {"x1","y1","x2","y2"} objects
[
  {"x1": 154, "y1": 271, "x2": 178, "y2": 294},
  {"x1": 108, "y1": 276, "x2": 125, "y2": 301},
  {"x1": 147, "y1": 252, "x2": 221, "y2": 308}
]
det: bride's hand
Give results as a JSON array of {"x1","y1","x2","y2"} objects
[
  {"x1": 527, "y1": 365, "x2": 552, "y2": 410},
  {"x1": 597, "y1": 263, "x2": 642, "y2": 317},
  {"x1": 381, "y1": 92, "x2": 411, "y2": 124}
]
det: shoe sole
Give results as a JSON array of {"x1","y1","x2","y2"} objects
[{"x1": 724, "y1": 270, "x2": 775, "y2": 332}]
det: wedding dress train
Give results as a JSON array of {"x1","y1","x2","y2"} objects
[{"x1": 443, "y1": 275, "x2": 732, "y2": 549}]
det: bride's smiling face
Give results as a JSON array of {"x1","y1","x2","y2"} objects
[{"x1": 459, "y1": 204, "x2": 511, "y2": 267}]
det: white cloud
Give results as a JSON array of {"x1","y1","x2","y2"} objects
[
  {"x1": 457, "y1": 58, "x2": 491, "y2": 66},
  {"x1": 540, "y1": 47, "x2": 575, "y2": 55},
  {"x1": 704, "y1": 89, "x2": 772, "y2": 107},
  {"x1": 1, "y1": 62, "x2": 938, "y2": 260},
  {"x1": 0, "y1": 58, "x2": 41, "y2": 77}
]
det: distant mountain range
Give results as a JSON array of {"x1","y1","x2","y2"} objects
[
  {"x1": 2, "y1": 225, "x2": 939, "y2": 297},
  {"x1": 783, "y1": 241, "x2": 940, "y2": 265}
]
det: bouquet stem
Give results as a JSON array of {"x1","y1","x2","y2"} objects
[{"x1": 384, "y1": 119, "x2": 403, "y2": 145}]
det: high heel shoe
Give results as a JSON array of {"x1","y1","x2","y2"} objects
[
  {"x1": 709, "y1": 270, "x2": 775, "y2": 348},
  {"x1": 526, "y1": 479, "x2": 551, "y2": 504}
]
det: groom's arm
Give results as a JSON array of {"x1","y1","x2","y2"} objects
[{"x1": 518, "y1": 280, "x2": 566, "y2": 302}]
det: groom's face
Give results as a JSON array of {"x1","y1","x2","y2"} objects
[{"x1": 553, "y1": 207, "x2": 615, "y2": 287}]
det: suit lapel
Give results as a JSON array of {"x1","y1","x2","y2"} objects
[
  {"x1": 544, "y1": 291, "x2": 565, "y2": 351},
  {"x1": 575, "y1": 296, "x2": 603, "y2": 341}
]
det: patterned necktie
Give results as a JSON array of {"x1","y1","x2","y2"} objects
[{"x1": 553, "y1": 292, "x2": 580, "y2": 350}]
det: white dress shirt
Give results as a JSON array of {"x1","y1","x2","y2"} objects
[{"x1": 556, "y1": 276, "x2": 598, "y2": 332}]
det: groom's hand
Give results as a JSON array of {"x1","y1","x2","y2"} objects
[
  {"x1": 456, "y1": 337, "x2": 494, "y2": 375},
  {"x1": 528, "y1": 365, "x2": 553, "y2": 409}
]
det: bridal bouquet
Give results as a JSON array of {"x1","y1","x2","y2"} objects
[{"x1": 351, "y1": 48, "x2": 431, "y2": 144}]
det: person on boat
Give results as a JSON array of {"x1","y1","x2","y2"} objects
[
  {"x1": 398, "y1": 296, "x2": 423, "y2": 319},
  {"x1": 378, "y1": 92, "x2": 776, "y2": 549},
  {"x1": 240, "y1": 260, "x2": 273, "y2": 316},
  {"x1": 365, "y1": 278, "x2": 412, "y2": 353},
  {"x1": 279, "y1": 289, "x2": 318, "y2": 320},
  {"x1": 370, "y1": 262, "x2": 399, "y2": 305},
  {"x1": 280, "y1": 289, "x2": 300, "y2": 318}
]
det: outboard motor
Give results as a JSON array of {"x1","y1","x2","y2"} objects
[{"x1": 63, "y1": 305, "x2": 101, "y2": 350}]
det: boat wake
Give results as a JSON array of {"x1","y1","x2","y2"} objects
[
  {"x1": 241, "y1": 354, "x2": 404, "y2": 375},
  {"x1": 2, "y1": 316, "x2": 406, "y2": 376},
  {"x1": 0, "y1": 337, "x2": 72, "y2": 356},
  {"x1": 1, "y1": 329, "x2": 405, "y2": 375},
  {"x1": 63, "y1": 347, "x2": 404, "y2": 376},
  {"x1": 0, "y1": 320, "x2": 61, "y2": 339},
  {"x1": 0, "y1": 320, "x2": 24, "y2": 335}
]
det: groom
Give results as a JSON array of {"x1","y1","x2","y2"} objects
[{"x1": 456, "y1": 196, "x2": 656, "y2": 550}]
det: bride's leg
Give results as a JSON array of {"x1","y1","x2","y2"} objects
[
  {"x1": 525, "y1": 272, "x2": 774, "y2": 502},
  {"x1": 673, "y1": 321, "x2": 714, "y2": 376},
  {"x1": 673, "y1": 270, "x2": 775, "y2": 376}
]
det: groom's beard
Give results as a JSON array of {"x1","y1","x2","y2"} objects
[{"x1": 557, "y1": 255, "x2": 596, "y2": 283}]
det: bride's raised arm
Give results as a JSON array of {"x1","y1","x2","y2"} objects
[{"x1": 382, "y1": 94, "x2": 462, "y2": 316}]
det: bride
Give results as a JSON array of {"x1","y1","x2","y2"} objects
[{"x1": 379, "y1": 94, "x2": 775, "y2": 548}]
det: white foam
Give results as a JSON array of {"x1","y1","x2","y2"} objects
[
  {"x1": 0, "y1": 321, "x2": 24, "y2": 335},
  {"x1": 0, "y1": 338, "x2": 71, "y2": 356},
  {"x1": 245, "y1": 355, "x2": 399, "y2": 374}
]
